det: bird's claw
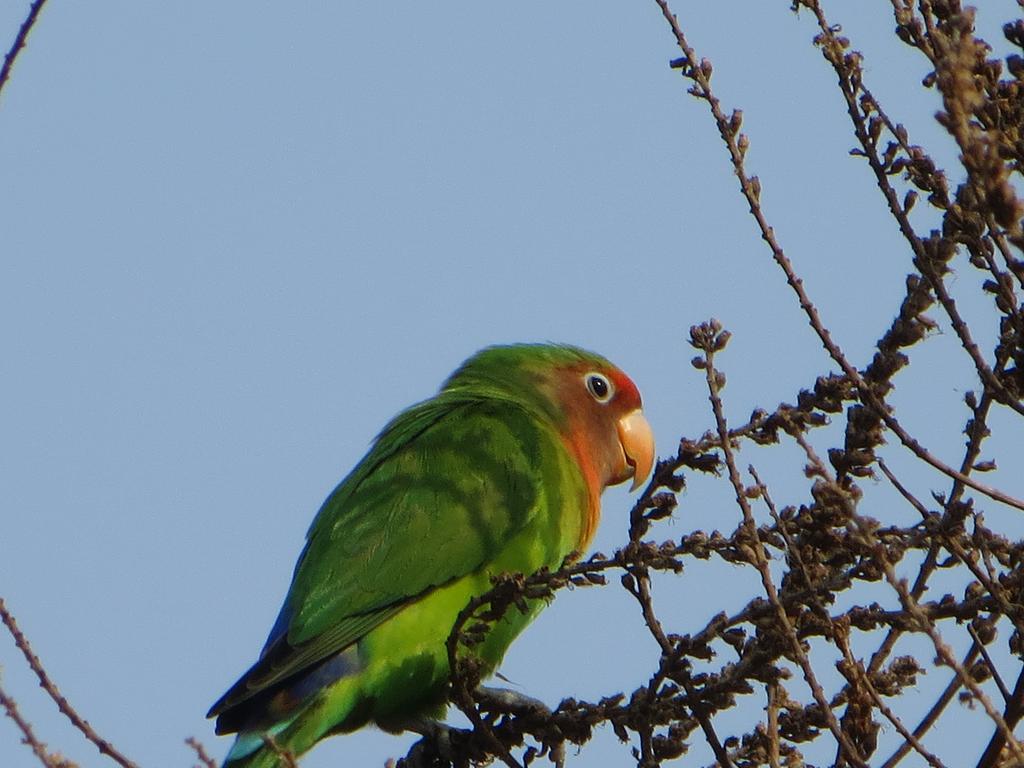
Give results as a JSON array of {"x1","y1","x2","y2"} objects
[
  {"x1": 474, "y1": 686, "x2": 565, "y2": 768},
  {"x1": 396, "y1": 719, "x2": 458, "y2": 767},
  {"x1": 474, "y1": 685, "x2": 552, "y2": 717}
]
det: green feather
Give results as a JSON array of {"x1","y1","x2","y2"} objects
[{"x1": 210, "y1": 344, "x2": 616, "y2": 766}]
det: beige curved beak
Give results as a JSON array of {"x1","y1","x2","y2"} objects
[{"x1": 617, "y1": 409, "x2": 655, "y2": 492}]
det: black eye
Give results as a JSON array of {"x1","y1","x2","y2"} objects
[{"x1": 585, "y1": 373, "x2": 613, "y2": 402}]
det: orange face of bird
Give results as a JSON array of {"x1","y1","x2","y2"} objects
[{"x1": 552, "y1": 363, "x2": 655, "y2": 495}]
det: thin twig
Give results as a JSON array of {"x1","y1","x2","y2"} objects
[
  {"x1": 185, "y1": 737, "x2": 218, "y2": 768},
  {"x1": 878, "y1": 642, "x2": 980, "y2": 768},
  {"x1": 0, "y1": 598, "x2": 139, "y2": 768},
  {"x1": 0, "y1": 677, "x2": 67, "y2": 767},
  {"x1": 624, "y1": 566, "x2": 734, "y2": 767},
  {"x1": 833, "y1": 628, "x2": 947, "y2": 768},
  {"x1": 801, "y1": 0, "x2": 1024, "y2": 419},
  {"x1": 976, "y1": 665, "x2": 1024, "y2": 768},
  {"x1": 0, "y1": 0, "x2": 49, "y2": 105},
  {"x1": 967, "y1": 623, "x2": 1011, "y2": 704},
  {"x1": 845, "y1": 520, "x2": 1024, "y2": 763},
  {"x1": 694, "y1": 326, "x2": 869, "y2": 768},
  {"x1": 655, "y1": 0, "x2": 1024, "y2": 512},
  {"x1": 260, "y1": 734, "x2": 300, "y2": 768},
  {"x1": 766, "y1": 682, "x2": 782, "y2": 768}
]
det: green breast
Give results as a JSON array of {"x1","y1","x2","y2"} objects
[{"x1": 348, "y1": 403, "x2": 590, "y2": 727}]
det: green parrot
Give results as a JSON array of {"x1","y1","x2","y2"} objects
[{"x1": 208, "y1": 343, "x2": 654, "y2": 767}]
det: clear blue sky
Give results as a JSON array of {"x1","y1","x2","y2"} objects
[{"x1": 2, "y1": 2, "x2": 1022, "y2": 767}]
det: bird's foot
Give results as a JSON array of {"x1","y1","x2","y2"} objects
[
  {"x1": 398, "y1": 719, "x2": 457, "y2": 767},
  {"x1": 474, "y1": 685, "x2": 551, "y2": 716},
  {"x1": 473, "y1": 686, "x2": 565, "y2": 768}
]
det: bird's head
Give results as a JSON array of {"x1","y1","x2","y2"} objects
[{"x1": 445, "y1": 344, "x2": 655, "y2": 493}]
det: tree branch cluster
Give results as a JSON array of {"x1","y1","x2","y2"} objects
[{"x1": 398, "y1": 2, "x2": 1024, "y2": 766}]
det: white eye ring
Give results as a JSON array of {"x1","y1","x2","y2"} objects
[{"x1": 584, "y1": 372, "x2": 614, "y2": 403}]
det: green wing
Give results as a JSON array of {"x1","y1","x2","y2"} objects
[{"x1": 210, "y1": 391, "x2": 556, "y2": 716}]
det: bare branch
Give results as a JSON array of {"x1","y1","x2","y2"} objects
[
  {"x1": 0, "y1": 0, "x2": 48, "y2": 106},
  {"x1": 0, "y1": 599, "x2": 139, "y2": 768}
]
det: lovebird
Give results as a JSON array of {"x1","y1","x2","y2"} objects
[{"x1": 208, "y1": 343, "x2": 654, "y2": 767}]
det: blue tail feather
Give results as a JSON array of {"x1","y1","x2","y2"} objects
[{"x1": 224, "y1": 719, "x2": 292, "y2": 763}]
